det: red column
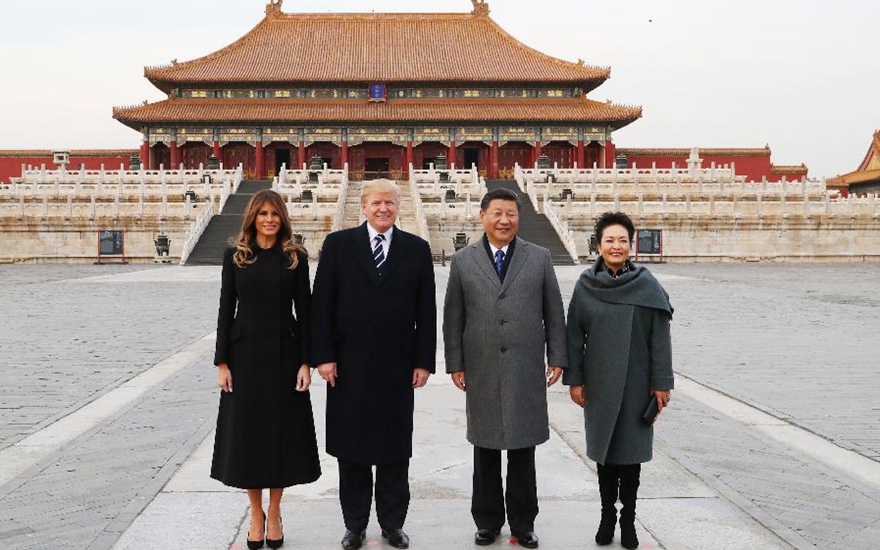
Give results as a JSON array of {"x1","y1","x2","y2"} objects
[
  {"x1": 341, "y1": 141, "x2": 349, "y2": 170},
  {"x1": 140, "y1": 140, "x2": 149, "y2": 169},
  {"x1": 605, "y1": 141, "x2": 616, "y2": 169},
  {"x1": 534, "y1": 141, "x2": 542, "y2": 167},
  {"x1": 448, "y1": 141, "x2": 457, "y2": 169},
  {"x1": 298, "y1": 141, "x2": 306, "y2": 169},
  {"x1": 170, "y1": 140, "x2": 179, "y2": 169},
  {"x1": 212, "y1": 141, "x2": 221, "y2": 163},
  {"x1": 255, "y1": 140, "x2": 265, "y2": 179},
  {"x1": 405, "y1": 141, "x2": 414, "y2": 177},
  {"x1": 577, "y1": 140, "x2": 585, "y2": 169},
  {"x1": 490, "y1": 141, "x2": 499, "y2": 179}
]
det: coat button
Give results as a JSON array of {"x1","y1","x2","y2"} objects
[
  {"x1": 501, "y1": 347, "x2": 507, "y2": 353},
  {"x1": 499, "y1": 293, "x2": 506, "y2": 299}
]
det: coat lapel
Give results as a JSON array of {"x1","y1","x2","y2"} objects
[
  {"x1": 467, "y1": 239, "x2": 502, "y2": 290},
  {"x1": 350, "y1": 222, "x2": 380, "y2": 286},
  {"x1": 378, "y1": 226, "x2": 404, "y2": 284},
  {"x1": 500, "y1": 237, "x2": 529, "y2": 294}
]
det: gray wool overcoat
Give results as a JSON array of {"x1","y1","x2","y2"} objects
[
  {"x1": 443, "y1": 237, "x2": 567, "y2": 450},
  {"x1": 563, "y1": 280, "x2": 674, "y2": 465}
]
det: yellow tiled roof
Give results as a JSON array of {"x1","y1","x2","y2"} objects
[
  {"x1": 144, "y1": 6, "x2": 610, "y2": 90},
  {"x1": 113, "y1": 98, "x2": 642, "y2": 128},
  {"x1": 829, "y1": 131, "x2": 880, "y2": 188}
]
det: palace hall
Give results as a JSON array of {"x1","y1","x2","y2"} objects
[{"x1": 112, "y1": 0, "x2": 642, "y2": 181}]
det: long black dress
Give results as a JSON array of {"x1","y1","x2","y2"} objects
[{"x1": 211, "y1": 244, "x2": 321, "y2": 489}]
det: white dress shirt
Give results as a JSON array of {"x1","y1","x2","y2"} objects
[
  {"x1": 367, "y1": 224, "x2": 394, "y2": 260},
  {"x1": 488, "y1": 242, "x2": 510, "y2": 259}
]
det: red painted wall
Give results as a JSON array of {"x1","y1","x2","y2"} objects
[
  {"x1": 0, "y1": 150, "x2": 135, "y2": 184},
  {"x1": 618, "y1": 149, "x2": 808, "y2": 182}
]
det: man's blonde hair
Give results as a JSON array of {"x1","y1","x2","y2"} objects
[{"x1": 360, "y1": 179, "x2": 400, "y2": 204}]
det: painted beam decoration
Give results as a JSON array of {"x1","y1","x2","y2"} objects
[
  {"x1": 304, "y1": 127, "x2": 343, "y2": 146},
  {"x1": 178, "y1": 128, "x2": 214, "y2": 144},
  {"x1": 458, "y1": 127, "x2": 494, "y2": 141},
  {"x1": 347, "y1": 127, "x2": 406, "y2": 146},
  {"x1": 541, "y1": 126, "x2": 580, "y2": 145},
  {"x1": 263, "y1": 127, "x2": 300, "y2": 144}
]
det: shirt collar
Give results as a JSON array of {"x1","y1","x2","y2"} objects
[
  {"x1": 484, "y1": 235, "x2": 511, "y2": 257},
  {"x1": 367, "y1": 223, "x2": 394, "y2": 244}
]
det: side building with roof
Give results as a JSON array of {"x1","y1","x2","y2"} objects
[
  {"x1": 827, "y1": 131, "x2": 880, "y2": 195},
  {"x1": 112, "y1": 0, "x2": 641, "y2": 180}
]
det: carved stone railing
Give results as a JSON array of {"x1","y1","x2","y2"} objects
[
  {"x1": 180, "y1": 200, "x2": 215, "y2": 265},
  {"x1": 10, "y1": 164, "x2": 243, "y2": 199},
  {"x1": 551, "y1": 192, "x2": 880, "y2": 218},
  {"x1": 331, "y1": 167, "x2": 350, "y2": 232},
  {"x1": 409, "y1": 177, "x2": 431, "y2": 241},
  {"x1": 276, "y1": 163, "x2": 348, "y2": 185},
  {"x1": 15, "y1": 163, "x2": 242, "y2": 187},
  {"x1": 543, "y1": 200, "x2": 579, "y2": 263}
]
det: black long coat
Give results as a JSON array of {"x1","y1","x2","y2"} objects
[
  {"x1": 211, "y1": 244, "x2": 321, "y2": 489},
  {"x1": 311, "y1": 223, "x2": 436, "y2": 465}
]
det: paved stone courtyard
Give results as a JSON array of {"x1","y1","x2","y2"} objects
[{"x1": 0, "y1": 262, "x2": 878, "y2": 549}]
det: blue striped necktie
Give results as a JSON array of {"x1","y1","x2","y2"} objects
[
  {"x1": 494, "y1": 249, "x2": 505, "y2": 277},
  {"x1": 373, "y1": 234, "x2": 386, "y2": 275}
]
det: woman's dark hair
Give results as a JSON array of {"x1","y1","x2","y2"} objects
[
  {"x1": 232, "y1": 189, "x2": 306, "y2": 270},
  {"x1": 595, "y1": 211, "x2": 636, "y2": 242}
]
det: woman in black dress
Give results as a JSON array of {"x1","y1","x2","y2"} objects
[{"x1": 212, "y1": 189, "x2": 321, "y2": 549}]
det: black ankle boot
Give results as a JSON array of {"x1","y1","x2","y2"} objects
[
  {"x1": 618, "y1": 464, "x2": 641, "y2": 549},
  {"x1": 595, "y1": 464, "x2": 618, "y2": 545}
]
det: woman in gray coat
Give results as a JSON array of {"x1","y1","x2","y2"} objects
[{"x1": 563, "y1": 212, "x2": 673, "y2": 550}]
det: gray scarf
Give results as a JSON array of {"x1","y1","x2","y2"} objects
[{"x1": 577, "y1": 258, "x2": 673, "y2": 318}]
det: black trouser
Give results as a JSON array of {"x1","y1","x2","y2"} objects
[
  {"x1": 471, "y1": 446, "x2": 538, "y2": 534},
  {"x1": 338, "y1": 458, "x2": 410, "y2": 532}
]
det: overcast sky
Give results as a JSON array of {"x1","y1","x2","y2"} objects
[{"x1": 1, "y1": 0, "x2": 876, "y2": 177}]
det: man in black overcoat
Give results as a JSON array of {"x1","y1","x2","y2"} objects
[{"x1": 312, "y1": 179, "x2": 437, "y2": 550}]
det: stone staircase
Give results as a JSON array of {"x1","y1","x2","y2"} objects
[
  {"x1": 341, "y1": 181, "x2": 363, "y2": 229},
  {"x1": 184, "y1": 180, "x2": 273, "y2": 265},
  {"x1": 395, "y1": 182, "x2": 419, "y2": 235},
  {"x1": 485, "y1": 180, "x2": 576, "y2": 265}
]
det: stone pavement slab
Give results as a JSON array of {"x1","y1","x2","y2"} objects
[
  {"x1": 4, "y1": 262, "x2": 880, "y2": 550},
  {"x1": 112, "y1": 348, "x2": 787, "y2": 550},
  {"x1": 0, "y1": 265, "x2": 221, "y2": 449}
]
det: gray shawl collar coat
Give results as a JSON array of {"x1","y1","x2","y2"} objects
[
  {"x1": 563, "y1": 261, "x2": 674, "y2": 465},
  {"x1": 443, "y1": 236, "x2": 567, "y2": 450}
]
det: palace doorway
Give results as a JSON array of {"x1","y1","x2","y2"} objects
[
  {"x1": 349, "y1": 142, "x2": 405, "y2": 180},
  {"x1": 306, "y1": 142, "x2": 340, "y2": 169},
  {"x1": 544, "y1": 141, "x2": 575, "y2": 169},
  {"x1": 181, "y1": 142, "x2": 210, "y2": 169},
  {"x1": 414, "y1": 141, "x2": 448, "y2": 169},
  {"x1": 151, "y1": 143, "x2": 170, "y2": 170},
  {"x1": 222, "y1": 142, "x2": 255, "y2": 178},
  {"x1": 498, "y1": 142, "x2": 532, "y2": 179},
  {"x1": 464, "y1": 148, "x2": 479, "y2": 170},
  {"x1": 365, "y1": 158, "x2": 390, "y2": 179},
  {"x1": 266, "y1": 143, "x2": 292, "y2": 177},
  {"x1": 458, "y1": 142, "x2": 489, "y2": 174},
  {"x1": 586, "y1": 141, "x2": 603, "y2": 168}
]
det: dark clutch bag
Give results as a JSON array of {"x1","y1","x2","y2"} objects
[{"x1": 641, "y1": 397, "x2": 659, "y2": 426}]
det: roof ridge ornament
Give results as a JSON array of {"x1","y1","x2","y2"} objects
[
  {"x1": 471, "y1": 0, "x2": 489, "y2": 17},
  {"x1": 266, "y1": 0, "x2": 283, "y2": 18}
]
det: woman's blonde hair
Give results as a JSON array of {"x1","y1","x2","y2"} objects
[{"x1": 232, "y1": 189, "x2": 306, "y2": 270}]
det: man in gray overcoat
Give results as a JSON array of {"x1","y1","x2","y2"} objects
[{"x1": 443, "y1": 187, "x2": 567, "y2": 549}]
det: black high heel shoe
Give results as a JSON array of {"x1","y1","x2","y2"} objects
[
  {"x1": 247, "y1": 511, "x2": 266, "y2": 550},
  {"x1": 267, "y1": 515, "x2": 284, "y2": 549}
]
